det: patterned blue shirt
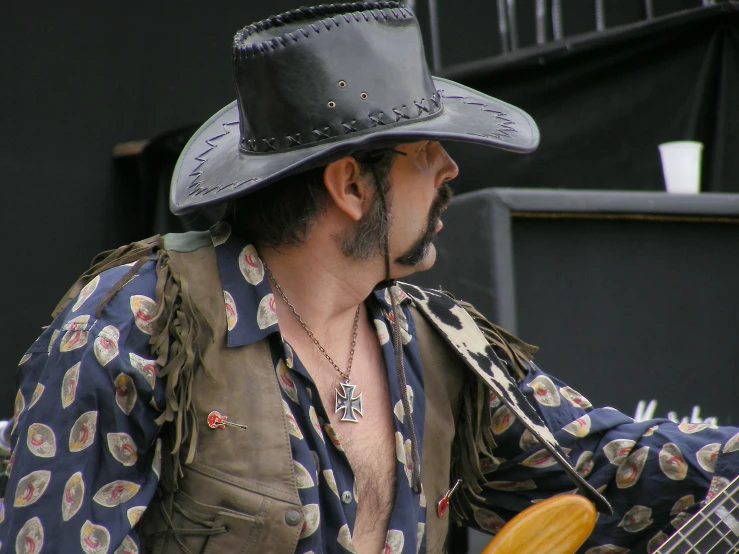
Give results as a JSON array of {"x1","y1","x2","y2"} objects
[{"x1": 1, "y1": 224, "x2": 739, "y2": 554}]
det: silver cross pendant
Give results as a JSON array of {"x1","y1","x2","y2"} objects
[{"x1": 335, "y1": 382, "x2": 363, "y2": 423}]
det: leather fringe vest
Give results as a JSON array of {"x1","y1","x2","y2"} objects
[
  {"x1": 52, "y1": 231, "x2": 608, "y2": 553},
  {"x1": 135, "y1": 238, "x2": 470, "y2": 553}
]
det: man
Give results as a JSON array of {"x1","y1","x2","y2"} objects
[{"x1": 2, "y1": 3, "x2": 739, "y2": 554}]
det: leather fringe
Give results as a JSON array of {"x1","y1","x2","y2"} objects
[
  {"x1": 449, "y1": 370, "x2": 497, "y2": 524},
  {"x1": 149, "y1": 245, "x2": 214, "y2": 480},
  {"x1": 455, "y1": 299, "x2": 538, "y2": 382},
  {"x1": 51, "y1": 235, "x2": 213, "y2": 485},
  {"x1": 447, "y1": 295, "x2": 539, "y2": 525},
  {"x1": 52, "y1": 236, "x2": 159, "y2": 318}
]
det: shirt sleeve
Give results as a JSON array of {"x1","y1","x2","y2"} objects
[
  {"x1": 463, "y1": 360, "x2": 739, "y2": 553},
  {"x1": 0, "y1": 262, "x2": 165, "y2": 554}
]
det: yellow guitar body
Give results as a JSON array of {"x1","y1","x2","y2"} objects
[{"x1": 482, "y1": 494, "x2": 597, "y2": 554}]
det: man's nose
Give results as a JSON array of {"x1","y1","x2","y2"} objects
[{"x1": 435, "y1": 144, "x2": 459, "y2": 187}]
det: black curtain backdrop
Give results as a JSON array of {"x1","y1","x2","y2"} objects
[{"x1": 441, "y1": 4, "x2": 739, "y2": 195}]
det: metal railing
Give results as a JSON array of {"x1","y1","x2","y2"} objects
[{"x1": 413, "y1": 0, "x2": 721, "y2": 70}]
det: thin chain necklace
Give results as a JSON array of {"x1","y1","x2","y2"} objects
[{"x1": 263, "y1": 262, "x2": 364, "y2": 423}]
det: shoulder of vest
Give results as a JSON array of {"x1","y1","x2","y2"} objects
[
  {"x1": 162, "y1": 231, "x2": 213, "y2": 253},
  {"x1": 398, "y1": 282, "x2": 537, "y2": 382}
]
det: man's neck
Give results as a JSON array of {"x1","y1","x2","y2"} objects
[{"x1": 258, "y1": 239, "x2": 385, "y2": 342}]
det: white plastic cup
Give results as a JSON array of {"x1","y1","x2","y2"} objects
[{"x1": 658, "y1": 141, "x2": 704, "y2": 194}]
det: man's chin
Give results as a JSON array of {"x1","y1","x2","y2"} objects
[
  {"x1": 416, "y1": 243, "x2": 437, "y2": 271},
  {"x1": 393, "y1": 244, "x2": 437, "y2": 279}
]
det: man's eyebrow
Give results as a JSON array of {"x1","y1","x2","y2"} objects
[{"x1": 352, "y1": 147, "x2": 408, "y2": 162}]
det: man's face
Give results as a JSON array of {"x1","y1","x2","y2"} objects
[{"x1": 386, "y1": 141, "x2": 458, "y2": 276}]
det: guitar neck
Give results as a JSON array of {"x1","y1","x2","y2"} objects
[{"x1": 656, "y1": 475, "x2": 739, "y2": 553}]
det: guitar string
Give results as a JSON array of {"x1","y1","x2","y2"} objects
[
  {"x1": 700, "y1": 494, "x2": 739, "y2": 554},
  {"x1": 682, "y1": 500, "x2": 733, "y2": 554},
  {"x1": 660, "y1": 484, "x2": 735, "y2": 553},
  {"x1": 706, "y1": 489, "x2": 739, "y2": 553},
  {"x1": 706, "y1": 527, "x2": 739, "y2": 553},
  {"x1": 700, "y1": 519, "x2": 735, "y2": 554},
  {"x1": 702, "y1": 526, "x2": 739, "y2": 554},
  {"x1": 699, "y1": 500, "x2": 739, "y2": 554},
  {"x1": 663, "y1": 495, "x2": 734, "y2": 554},
  {"x1": 661, "y1": 483, "x2": 739, "y2": 554}
]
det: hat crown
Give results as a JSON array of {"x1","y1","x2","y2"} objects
[{"x1": 231, "y1": 2, "x2": 442, "y2": 153}]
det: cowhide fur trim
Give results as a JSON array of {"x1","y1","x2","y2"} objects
[{"x1": 400, "y1": 282, "x2": 612, "y2": 515}]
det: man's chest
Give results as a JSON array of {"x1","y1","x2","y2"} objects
[
  {"x1": 286, "y1": 311, "x2": 399, "y2": 463},
  {"x1": 309, "y1": 337, "x2": 399, "y2": 491},
  {"x1": 311, "y1": 349, "x2": 400, "y2": 551}
]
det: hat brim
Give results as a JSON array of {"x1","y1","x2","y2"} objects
[{"x1": 171, "y1": 77, "x2": 539, "y2": 215}]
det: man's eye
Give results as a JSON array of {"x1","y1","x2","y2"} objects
[{"x1": 423, "y1": 142, "x2": 433, "y2": 161}]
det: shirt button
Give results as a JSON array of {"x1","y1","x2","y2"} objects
[
  {"x1": 285, "y1": 510, "x2": 302, "y2": 526},
  {"x1": 341, "y1": 491, "x2": 352, "y2": 504}
]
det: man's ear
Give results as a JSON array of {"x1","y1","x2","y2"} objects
[{"x1": 323, "y1": 156, "x2": 371, "y2": 222}]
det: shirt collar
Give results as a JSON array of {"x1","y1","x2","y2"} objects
[
  {"x1": 210, "y1": 221, "x2": 413, "y2": 348},
  {"x1": 212, "y1": 222, "x2": 279, "y2": 348}
]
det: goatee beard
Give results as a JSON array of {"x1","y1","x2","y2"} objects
[{"x1": 395, "y1": 183, "x2": 453, "y2": 267}]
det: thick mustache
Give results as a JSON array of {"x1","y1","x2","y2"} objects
[
  {"x1": 393, "y1": 184, "x2": 454, "y2": 266},
  {"x1": 430, "y1": 183, "x2": 453, "y2": 222}
]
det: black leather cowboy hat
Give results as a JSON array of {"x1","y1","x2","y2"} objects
[{"x1": 170, "y1": 2, "x2": 539, "y2": 215}]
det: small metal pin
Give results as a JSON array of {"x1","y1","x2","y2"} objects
[
  {"x1": 207, "y1": 410, "x2": 247, "y2": 430},
  {"x1": 437, "y1": 479, "x2": 462, "y2": 518}
]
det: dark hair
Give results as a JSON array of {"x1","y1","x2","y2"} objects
[{"x1": 231, "y1": 148, "x2": 397, "y2": 251}]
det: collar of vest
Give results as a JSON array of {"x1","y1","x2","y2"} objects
[{"x1": 399, "y1": 282, "x2": 612, "y2": 516}]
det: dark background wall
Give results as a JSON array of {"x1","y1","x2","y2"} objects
[
  {"x1": 514, "y1": 215, "x2": 739, "y2": 424},
  {"x1": 2, "y1": 1, "x2": 303, "y2": 417},
  {"x1": 0, "y1": 0, "x2": 718, "y2": 419}
]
